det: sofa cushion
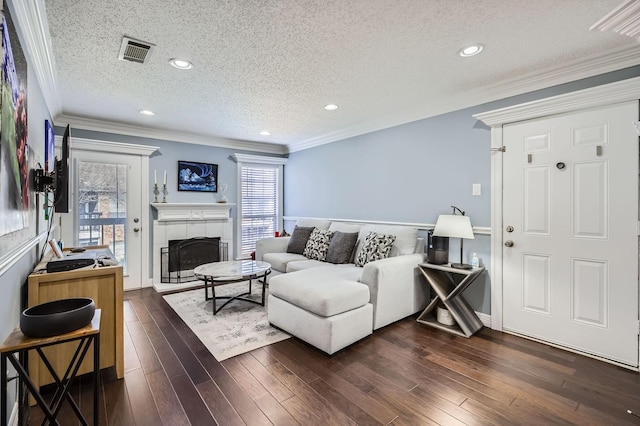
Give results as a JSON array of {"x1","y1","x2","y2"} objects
[
  {"x1": 357, "y1": 225, "x2": 418, "y2": 257},
  {"x1": 328, "y1": 222, "x2": 362, "y2": 233},
  {"x1": 355, "y1": 232, "x2": 396, "y2": 267},
  {"x1": 263, "y1": 252, "x2": 308, "y2": 272},
  {"x1": 286, "y1": 259, "x2": 327, "y2": 272},
  {"x1": 287, "y1": 226, "x2": 315, "y2": 254},
  {"x1": 295, "y1": 219, "x2": 331, "y2": 229},
  {"x1": 269, "y1": 273, "x2": 370, "y2": 317},
  {"x1": 326, "y1": 231, "x2": 359, "y2": 264},
  {"x1": 303, "y1": 228, "x2": 334, "y2": 261}
]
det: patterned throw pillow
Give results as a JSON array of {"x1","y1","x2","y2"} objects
[
  {"x1": 303, "y1": 228, "x2": 335, "y2": 261},
  {"x1": 354, "y1": 232, "x2": 397, "y2": 267},
  {"x1": 286, "y1": 226, "x2": 315, "y2": 254}
]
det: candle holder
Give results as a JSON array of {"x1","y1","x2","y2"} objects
[
  {"x1": 153, "y1": 183, "x2": 159, "y2": 203},
  {"x1": 162, "y1": 184, "x2": 167, "y2": 203}
]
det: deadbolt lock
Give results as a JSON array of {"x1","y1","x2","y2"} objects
[{"x1": 506, "y1": 226, "x2": 514, "y2": 233}]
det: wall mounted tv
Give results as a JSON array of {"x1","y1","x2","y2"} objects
[{"x1": 53, "y1": 124, "x2": 70, "y2": 213}]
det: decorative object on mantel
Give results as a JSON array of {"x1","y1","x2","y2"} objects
[
  {"x1": 217, "y1": 183, "x2": 228, "y2": 203},
  {"x1": 433, "y1": 205, "x2": 475, "y2": 269},
  {"x1": 162, "y1": 183, "x2": 167, "y2": 203},
  {"x1": 153, "y1": 169, "x2": 163, "y2": 202},
  {"x1": 163, "y1": 283, "x2": 289, "y2": 361}
]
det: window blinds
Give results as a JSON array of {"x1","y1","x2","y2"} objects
[{"x1": 240, "y1": 165, "x2": 279, "y2": 256}]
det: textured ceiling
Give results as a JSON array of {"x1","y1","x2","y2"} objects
[{"x1": 42, "y1": 0, "x2": 639, "y2": 152}]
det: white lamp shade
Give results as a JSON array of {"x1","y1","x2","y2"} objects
[{"x1": 432, "y1": 214, "x2": 475, "y2": 239}]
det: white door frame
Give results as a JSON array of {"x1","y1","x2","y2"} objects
[
  {"x1": 474, "y1": 76, "x2": 640, "y2": 333},
  {"x1": 59, "y1": 137, "x2": 158, "y2": 287}
]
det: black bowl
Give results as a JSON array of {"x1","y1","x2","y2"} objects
[{"x1": 20, "y1": 298, "x2": 96, "y2": 338}]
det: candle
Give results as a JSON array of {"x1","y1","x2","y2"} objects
[
  {"x1": 154, "y1": 169, "x2": 157, "y2": 185},
  {"x1": 164, "y1": 170, "x2": 167, "y2": 185}
]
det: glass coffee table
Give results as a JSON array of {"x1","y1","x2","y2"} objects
[{"x1": 193, "y1": 260, "x2": 271, "y2": 315}]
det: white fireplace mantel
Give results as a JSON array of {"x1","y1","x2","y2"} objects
[
  {"x1": 151, "y1": 203, "x2": 235, "y2": 222},
  {"x1": 151, "y1": 202, "x2": 235, "y2": 291}
]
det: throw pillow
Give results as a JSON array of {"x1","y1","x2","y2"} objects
[
  {"x1": 354, "y1": 232, "x2": 397, "y2": 267},
  {"x1": 326, "y1": 231, "x2": 359, "y2": 264},
  {"x1": 303, "y1": 228, "x2": 334, "y2": 261},
  {"x1": 286, "y1": 226, "x2": 315, "y2": 254}
]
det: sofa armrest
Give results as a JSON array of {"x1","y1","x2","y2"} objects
[
  {"x1": 360, "y1": 253, "x2": 428, "y2": 329},
  {"x1": 255, "y1": 237, "x2": 291, "y2": 261}
]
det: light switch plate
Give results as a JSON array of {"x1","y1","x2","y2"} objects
[{"x1": 472, "y1": 183, "x2": 481, "y2": 196}]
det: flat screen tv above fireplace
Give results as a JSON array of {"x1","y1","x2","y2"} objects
[{"x1": 177, "y1": 160, "x2": 218, "y2": 192}]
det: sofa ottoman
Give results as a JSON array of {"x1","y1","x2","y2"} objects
[{"x1": 268, "y1": 271, "x2": 373, "y2": 354}]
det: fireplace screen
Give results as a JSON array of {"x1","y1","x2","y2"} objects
[{"x1": 161, "y1": 237, "x2": 228, "y2": 283}]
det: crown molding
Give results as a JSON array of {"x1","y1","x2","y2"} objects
[
  {"x1": 56, "y1": 114, "x2": 288, "y2": 155},
  {"x1": 480, "y1": 45, "x2": 640, "y2": 100},
  {"x1": 9, "y1": 0, "x2": 62, "y2": 118},
  {"x1": 232, "y1": 153, "x2": 288, "y2": 165},
  {"x1": 65, "y1": 136, "x2": 159, "y2": 157},
  {"x1": 591, "y1": 0, "x2": 640, "y2": 40},
  {"x1": 473, "y1": 75, "x2": 640, "y2": 127},
  {"x1": 287, "y1": 46, "x2": 640, "y2": 153}
]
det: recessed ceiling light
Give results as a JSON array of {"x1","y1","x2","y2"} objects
[
  {"x1": 459, "y1": 44, "x2": 484, "y2": 57},
  {"x1": 324, "y1": 104, "x2": 338, "y2": 111},
  {"x1": 169, "y1": 58, "x2": 193, "y2": 69},
  {"x1": 139, "y1": 109, "x2": 155, "y2": 116},
  {"x1": 260, "y1": 130, "x2": 271, "y2": 136}
]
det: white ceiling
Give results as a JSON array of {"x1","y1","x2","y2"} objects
[{"x1": 31, "y1": 0, "x2": 640, "y2": 153}]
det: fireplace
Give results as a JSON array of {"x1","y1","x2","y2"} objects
[
  {"x1": 151, "y1": 203, "x2": 234, "y2": 290},
  {"x1": 161, "y1": 237, "x2": 229, "y2": 283}
]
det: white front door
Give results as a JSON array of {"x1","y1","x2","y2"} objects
[
  {"x1": 502, "y1": 101, "x2": 639, "y2": 367},
  {"x1": 72, "y1": 150, "x2": 144, "y2": 290}
]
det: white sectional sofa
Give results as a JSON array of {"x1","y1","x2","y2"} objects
[{"x1": 256, "y1": 219, "x2": 428, "y2": 354}]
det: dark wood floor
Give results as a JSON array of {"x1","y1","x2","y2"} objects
[{"x1": 30, "y1": 286, "x2": 640, "y2": 425}]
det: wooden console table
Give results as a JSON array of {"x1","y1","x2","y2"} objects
[
  {"x1": 417, "y1": 263, "x2": 485, "y2": 337},
  {"x1": 27, "y1": 246, "x2": 124, "y2": 390}
]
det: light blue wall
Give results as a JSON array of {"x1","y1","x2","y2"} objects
[
  {"x1": 60, "y1": 129, "x2": 286, "y2": 275},
  {"x1": 284, "y1": 65, "x2": 640, "y2": 314}
]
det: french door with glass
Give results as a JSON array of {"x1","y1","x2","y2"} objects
[{"x1": 67, "y1": 149, "x2": 147, "y2": 290}]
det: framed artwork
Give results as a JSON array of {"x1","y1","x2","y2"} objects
[
  {"x1": 44, "y1": 119, "x2": 54, "y2": 172},
  {"x1": 0, "y1": 0, "x2": 29, "y2": 237},
  {"x1": 177, "y1": 160, "x2": 218, "y2": 192}
]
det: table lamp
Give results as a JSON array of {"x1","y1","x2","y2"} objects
[{"x1": 432, "y1": 206, "x2": 475, "y2": 269}]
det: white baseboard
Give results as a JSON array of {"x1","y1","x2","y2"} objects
[
  {"x1": 476, "y1": 311, "x2": 492, "y2": 328},
  {"x1": 9, "y1": 402, "x2": 18, "y2": 426}
]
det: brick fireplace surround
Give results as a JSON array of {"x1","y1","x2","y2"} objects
[{"x1": 151, "y1": 203, "x2": 234, "y2": 292}]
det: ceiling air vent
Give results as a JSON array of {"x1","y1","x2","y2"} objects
[{"x1": 118, "y1": 36, "x2": 155, "y2": 64}]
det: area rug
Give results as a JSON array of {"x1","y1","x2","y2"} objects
[{"x1": 163, "y1": 282, "x2": 290, "y2": 361}]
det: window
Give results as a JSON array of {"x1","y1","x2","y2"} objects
[{"x1": 233, "y1": 154, "x2": 286, "y2": 258}]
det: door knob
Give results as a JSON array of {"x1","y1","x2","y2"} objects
[
  {"x1": 504, "y1": 240, "x2": 514, "y2": 247},
  {"x1": 134, "y1": 227, "x2": 140, "y2": 232}
]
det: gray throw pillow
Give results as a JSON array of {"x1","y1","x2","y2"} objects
[
  {"x1": 286, "y1": 226, "x2": 315, "y2": 254},
  {"x1": 326, "y1": 231, "x2": 359, "y2": 264}
]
